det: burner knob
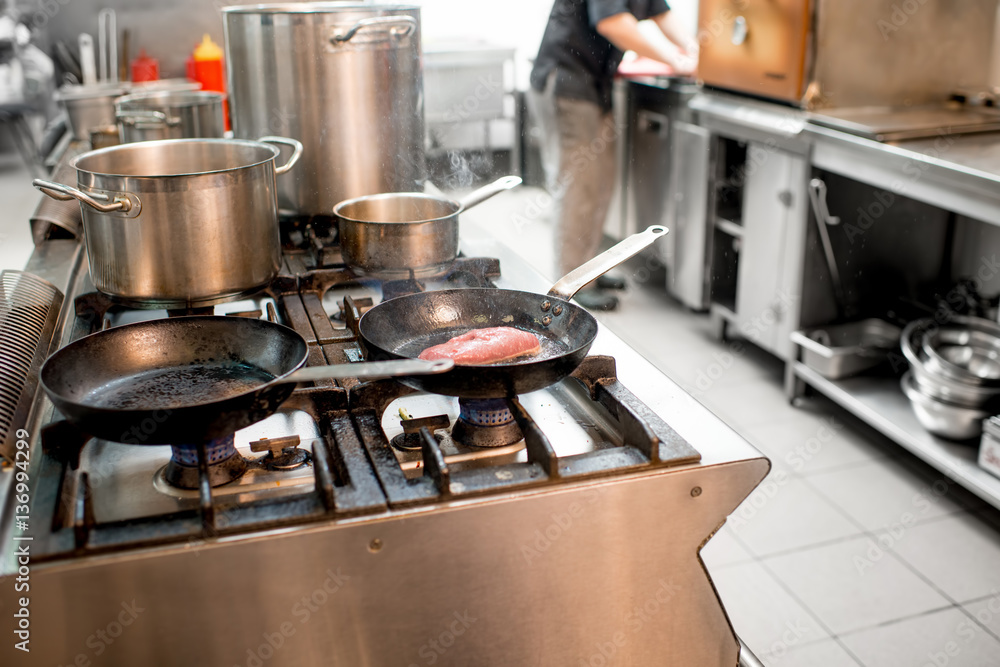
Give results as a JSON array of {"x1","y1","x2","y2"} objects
[{"x1": 250, "y1": 435, "x2": 309, "y2": 470}]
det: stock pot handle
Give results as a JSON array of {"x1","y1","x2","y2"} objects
[
  {"x1": 259, "y1": 136, "x2": 304, "y2": 175},
  {"x1": 116, "y1": 109, "x2": 175, "y2": 126},
  {"x1": 32, "y1": 179, "x2": 133, "y2": 214},
  {"x1": 329, "y1": 16, "x2": 417, "y2": 44}
]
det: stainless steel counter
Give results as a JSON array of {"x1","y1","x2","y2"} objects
[{"x1": 808, "y1": 123, "x2": 1000, "y2": 224}]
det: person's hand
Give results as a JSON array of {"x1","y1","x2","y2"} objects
[{"x1": 670, "y1": 53, "x2": 697, "y2": 77}]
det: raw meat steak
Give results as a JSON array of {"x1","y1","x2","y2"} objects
[{"x1": 418, "y1": 327, "x2": 541, "y2": 365}]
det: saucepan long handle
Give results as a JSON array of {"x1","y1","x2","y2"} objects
[
  {"x1": 280, "y1": 358, "x2": 453, "y2": 385},
  {"x1": 458, "y1": 175, "x2": 522, "y2": 211},
  {"x1": 547, "y1": 225, "x2": 669, "y2": 301}
]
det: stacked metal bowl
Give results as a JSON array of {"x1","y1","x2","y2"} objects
[{"x1": 901, "y1": 316, "x2": 1000, "y2": 440}]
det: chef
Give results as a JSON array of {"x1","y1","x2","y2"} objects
[{"x1": 529, "y1": 0, "x2": 698, "y2": 310}]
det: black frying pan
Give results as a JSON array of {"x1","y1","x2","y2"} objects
[
  {"x1": 39, "y1": 316, "x2": 451, "y2": 445},
  {"x1": 359, "y1": 226, "x2": 668, "y2": 398}
]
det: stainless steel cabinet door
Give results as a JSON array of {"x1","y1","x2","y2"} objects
[
  {"x1": 735, "y1": 144, "x2": 808, "y2": 358},
  {"x1": 666, "y1": 121, "x2": 713, "y2": 310}
]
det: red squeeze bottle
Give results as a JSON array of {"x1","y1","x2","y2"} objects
[
  {"x1": 193, "y1": 34, "x2": 229, "y2": 130},
  {"x1": 131, "y1": 49, "x2": 159, "y2": 82}
]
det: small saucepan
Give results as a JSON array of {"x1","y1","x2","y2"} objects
[
  {"x1": 359, "y1": 225, "x2": 668, "y2": 398},
  {"x1": 335, "y1": 175, "x2": 522, "y2": 278}
]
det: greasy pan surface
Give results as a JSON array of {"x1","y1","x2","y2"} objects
[
  {"x1": 359, "y1": 288, "x2": 599, "y2": 398},
  {"x1": 40, "y1": 316, "x2": 308, "y2": 444}
]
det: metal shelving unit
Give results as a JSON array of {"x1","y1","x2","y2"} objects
[{"x1": 789, "y1": 362, "x2": 1000, "y2": 509}]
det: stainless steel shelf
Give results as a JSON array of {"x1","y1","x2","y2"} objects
[{"x1": 791, "y1": 362, "x2": 1000, "y2": 509}]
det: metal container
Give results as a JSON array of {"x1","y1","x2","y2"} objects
[
  {"x1": 901, "y1": 372, "x2": 991, "y2": 441},
  {"x1": 901, "y1": 319, "x2": 1000, "y2": 408},
  {"x1": 790, "y1": 319, "x2": 901, "y2": 379},
  {"x1": 335, "y1": 176, "x2": 520, "y2": 277},
  {"x1": 56, "y1": 82, "x2": 128, "y2": 140},
  {"x1": 116, "y1": 90, "x2": 226, "y2": 143},
  {"x1": 32, "y1": 137, "x2": 302, "y2": 308},
  {"x1": 223, "y1": 3, "x2": 425, "y2": 217},
  {"x1": 921, "y1": 319, "x2": 1000, "y2": 385}
]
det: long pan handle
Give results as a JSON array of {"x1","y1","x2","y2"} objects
[
  {"x1": 458, "y1": 175, "x2": 522, "y2": 211},
  {"x1": 280, "y1": 358, "x2": 453, "y2": 385},
  {"x1": 547, "y1": 225, "x2": 668, "y2": 301}
]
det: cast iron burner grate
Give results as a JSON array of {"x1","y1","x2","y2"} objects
[{"x1": 347, "y1": 356, "x2": 702, "y2": 509}]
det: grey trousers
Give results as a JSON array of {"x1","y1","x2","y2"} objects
[{"x1": 528, "y1": 73, "x2": 617, "y2": 277}]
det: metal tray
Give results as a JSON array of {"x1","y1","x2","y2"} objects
[{"x1": 791, "y1": 319, "x2": 902, "y2": 379}]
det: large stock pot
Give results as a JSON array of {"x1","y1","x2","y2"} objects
[
  {"x1": 223, "y1": 3, "x2": 425, "y2": 217},
  {"x1": 32, "y1": 137, "x2": 302, "y2": 308}
]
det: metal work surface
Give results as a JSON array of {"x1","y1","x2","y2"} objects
[
  {"x1": 1, "y1": 458, "x2": 767, "y2": 666},
  {"x1": 808, "y1": 124, "x2": 1000, "y2": 225}
]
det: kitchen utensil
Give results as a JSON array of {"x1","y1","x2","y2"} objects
[
  {"x1": 78, "y1": 33, "x2": 97, "y2": 85},
  {"x1": 336, "y1": 176, "x2": 522, "y2": 277},
  {"x1": 900, "y1": 319, "x2": 1000, "y2": 408},
  {"x1": 32, "y1": 136, "x2": 303, "y2": 308},
  {"x1": 39, "y1": 316, "x2": 453, "y2": 445},
  {"x1": 119, "y1": 28, "x2": 130, "y2": 83},
  {"x1": 55, "y1": 82, "x2": 128, "y2": 140},
  {"x1": 224, "y1": 3, "x2": 424, "y2": 216},
  {"x1": 900, "y1": 371, "x2": 991, "y2": 441},
  {"x1": 921, "y1": 318, "x2": 1000, "y2": 385},
  {"x1": 55, "y1": 40, "x2": 83, "y2": 84},
  {"x1": 116, "y1": 90, "x2": 226, "y2": 143},
  {"x1": 791, "y1": 318, "x2": 901, "y2": 379},
  {"x1": 98, "y1": 8, "x2": 117, "y2": 83},
  {"x1": 359, "y1": 225, "x2": 668, "y2": 398}
]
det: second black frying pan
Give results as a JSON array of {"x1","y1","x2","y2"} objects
[
  {"x1": 39, "y1": 316, "x2": 451, "y2": 445},
  {"x1": 359, "y1": 226, "x2": 668, "y2": 398}
]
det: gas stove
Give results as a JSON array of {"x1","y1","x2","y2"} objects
[{"x1": 1, "y1": 196, "x2": 769, "y2": 666}]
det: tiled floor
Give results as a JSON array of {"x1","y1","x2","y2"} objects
[
  {"x1": 0, "y1": 151, "x2": 40, "y2": 272},
  {"x1": 462, "y1": 186, "x2": 1000, "y2": 667}
]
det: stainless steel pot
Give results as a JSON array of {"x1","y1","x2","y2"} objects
[
  {"x1": 32, "y1": 137, "x2": 302, "y2": 308},
  {"x1": 116, "y1": 90, "x2": 226, "y2": 143},
  {"x1": 56, "y1": 82, "x2": 128, "y2": 141},
  {"x1": 224, "y1": 3, "x2": 424, "y2": 216},
  {"x1": 335, "y1": 176, "x2": 521, "y2": 277}
]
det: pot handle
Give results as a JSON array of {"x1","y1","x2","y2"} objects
[
  {"x1": 330, "y1": 16, "x2": 417, "y2": 44},
  {"x1": 458, "y1": 175, "x2": 522, "y2": 211},
  {"x1": 280, "y1": 358, "x2": 453, "y2": 385},
  {"x1": 116, "y1": 109, "x2": 176, "y2": 126},
  {"x1": 547, "y1": 225, "x2": 669, "y2": 301},
  {"x1": 32, "y1": 179, "x2": 133, "y2": 214},
  {"x1": 259, "y1": 136, "x2": 304, "y2": 175}
]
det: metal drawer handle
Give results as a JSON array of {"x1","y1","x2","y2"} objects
[
  {"x1": 33, "y1": 179, "x2": 134, "y2": 214},
  {"x1": 258, "y1": 136, "x2": 304, "y2": 175},
  {"x1": 330, "y1": 16, "x2": 417, "y2": 44}
]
